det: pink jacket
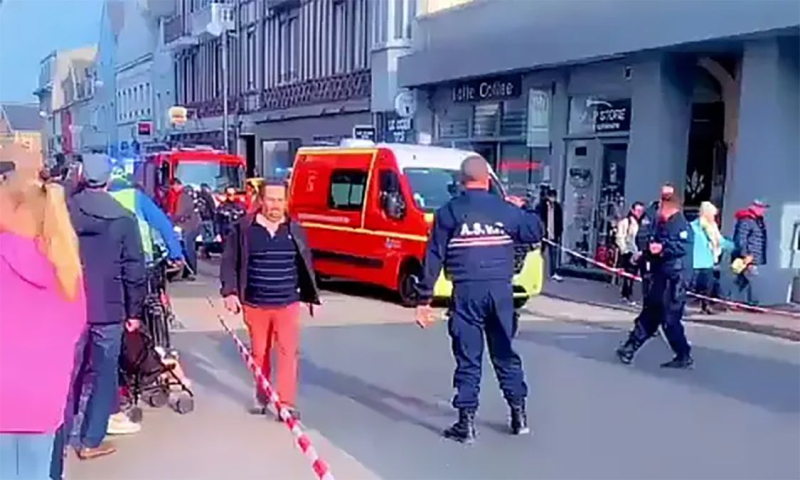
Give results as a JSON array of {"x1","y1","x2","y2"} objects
[{"x1": 0, "y1": 233, "x2": 87, "y2": 433}]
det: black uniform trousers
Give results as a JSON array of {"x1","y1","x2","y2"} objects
[
  {"x1": 630, "y1": 273, "x2": 691, "y2": 357},
  {"x1": 448, "y1": 280, "x2": 527, "y2": 410}
]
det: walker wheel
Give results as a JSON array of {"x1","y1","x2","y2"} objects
[
  {"x1": 175, "y1": 394, "x2": 194, "y2": 414},
  {"x1": 147, "y1": 389, "x2": 169, "y2": 408},
  {"x1": 128, "y1": 406, "x2": 143, "y2": 423}
]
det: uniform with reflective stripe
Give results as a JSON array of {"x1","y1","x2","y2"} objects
[{"x1": 417, "y1": 189, "x2": 543, "y2": 411}]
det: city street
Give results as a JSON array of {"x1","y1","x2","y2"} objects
[{"x1": 67, "y1": 260, "x2": 800, "y2": 480}]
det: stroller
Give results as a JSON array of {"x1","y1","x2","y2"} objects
[{"x1": 120, "y1": 248, "x2": 194, "y2": 421}]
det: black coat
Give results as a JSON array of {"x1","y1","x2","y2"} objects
[
  {"x1": 220, "y1": 214, "x2": 321, "y2": 309},
  {"x1": 535, "y1": 200, "x2": 563, "y2": 242},
  {"x1": 68, "y1": 190, "x2": 147, "y2": 325}
]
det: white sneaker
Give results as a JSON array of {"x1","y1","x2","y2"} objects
[
  {"x1": 551, "y1": 274, "x2": 563, "y2": 282},
  {"x1": 107, "y1": 413, "x2": 141, "y2": 435}
]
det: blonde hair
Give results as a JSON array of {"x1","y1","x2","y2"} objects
[
  {"x1": 0, "y1": 174, "x2": 82, "y2": 300},
  {"x1": 699, "y1": 201, "x2": 718, "y2": 220},
  {"x1": 698, "y1": 201, "x2": 723, "y2": 262}
]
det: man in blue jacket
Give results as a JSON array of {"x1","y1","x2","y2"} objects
[
  {"x1": 415, "y1": 156, "x2": 544, "y2": 443},
  {"x1": 63, "y1": 154, "x2": 146, "y2": 461},
  {"x1": 616, "y1": 187, "x2": 694, "y2": 369}
]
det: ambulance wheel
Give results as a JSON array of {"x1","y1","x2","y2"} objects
[
  {"x1": 398, "y1": 265, "x2": 420, "y2": 308},
  {"x1": 513, "y1": 297, "x2": 529, "y2": 310}
]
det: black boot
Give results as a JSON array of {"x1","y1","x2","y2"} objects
[
  {"x1": 443, "y1": 408, "x2": 476, "y2": 444},
  {"x1": 661, "y1": 354, "x2": 694, "y2": 369},
  {"x1": 615, "y1": 337, "x2": 640, "y2": 365},
  {"x1": 509, "y1": 403, "x2": 529, "y2": 435}
]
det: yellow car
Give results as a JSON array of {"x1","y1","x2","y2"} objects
[{"x1": 432, "y1": 246, "x2": 544, "y2": 309}]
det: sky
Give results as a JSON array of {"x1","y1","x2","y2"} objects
[{"x1": 0, "y1": 0, "x2": 104, "y2": 104}]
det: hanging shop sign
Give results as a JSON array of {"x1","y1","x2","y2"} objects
[
  {"x1": 526, "y1": 88, "x2": 551, "y2": 148},
  {"x1": 168, "y1": 106, "x2": 188, "y2": 126},
  {"x1": 352, "y1": 125, "x2": 377, "y2": 141},
  {"x1": 593, "y1": 99, "x2": 631, "y2": 133},
  {"x1": 384, "y1": 113, "x2": 414, "y2": 143},
  {"x1": 452, "y1": 74, "x2": 522, "y2": 103},
  {"x1": 568, "y1": 97, "x2": 632, "y2": 135}
]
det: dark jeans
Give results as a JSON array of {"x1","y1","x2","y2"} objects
[
  {"x1": 630, "y1": 275, "x2": 691, "y2": 358},
  {"x1": 735, "y1": 268, "x2": 759, "y2": 306},
  {"x1": 74, "y1": 324, "x2": 123, "y2": 448},
  {"x1": 449, "y1": 281, "x2": 527, "y2": 410},
  {"x1": 619, "y1": 253, "x2": 637, "y2": 300},
  {"x1": 545, "y1": 242, "x2": 560, "y2": 277},
  {"x1": 49, "y1": 326, "x2": 86, "y2": 479},
  {"x1": 182, "y1": 227, "x2": 199, "y2": 275},
  {"x1": 692, "y1": 268, "x2": 715, "y2": 310}
]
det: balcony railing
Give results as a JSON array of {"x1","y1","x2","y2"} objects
[{"x1": 262, "y1": 69, "x2": 371, "y2": 112}]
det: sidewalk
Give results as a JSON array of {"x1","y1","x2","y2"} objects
[{"x1": 539, "y1": 276, "x2": 800, "y2": 341}]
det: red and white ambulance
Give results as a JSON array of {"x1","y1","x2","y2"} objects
[{"x1": 288, "y1": 142, "x2": 543, "y2": 306}]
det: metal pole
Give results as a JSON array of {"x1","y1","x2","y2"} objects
[{"x1": 222, "y1": 29, "x2": 229, "y2": 153}]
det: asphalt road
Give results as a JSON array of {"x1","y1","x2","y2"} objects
[{"x1": 67, "y1": 263, "x2": 800, "y2": 480}]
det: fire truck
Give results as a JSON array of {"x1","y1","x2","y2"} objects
[{"x1": 133, "y1": 146, "x2": 246, "y2": 212}]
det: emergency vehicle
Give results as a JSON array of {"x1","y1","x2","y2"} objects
[
  {"x1": 288, "y1": 142, "x2": 544, "y2": 307},
  {"x1": 134, "y1": 146, "x2": 246, "y2": 211}
]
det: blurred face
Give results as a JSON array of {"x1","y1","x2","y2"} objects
[
  {"x1": 632, "y1": 204, "x2": 645, "y2": 219},
  {"x1": 752, "y1": 205, "x2": 767, "y2": 217},
  {"x1": 260, "y1": 185, "x2": 287, "y2": 222}
]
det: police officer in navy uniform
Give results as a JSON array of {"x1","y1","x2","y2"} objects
[
  {"x1": 616, "y1": 186, "x2": 695, "y2": 368},
  {"x1": 415, "y1": 155, "x2": 544, "y2": 443}
]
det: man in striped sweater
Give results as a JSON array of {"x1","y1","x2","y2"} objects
[{"x1": 220, "y1": 179, "x2": 321, "y2": 419}]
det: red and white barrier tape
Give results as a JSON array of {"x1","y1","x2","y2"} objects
[
  {"x1": 542, "y1": 239, "x2": 800, "y2": 320},
  {"x1": 207, "y1": 299, "x2": 335, "y2": 480}
]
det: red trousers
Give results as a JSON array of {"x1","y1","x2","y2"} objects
[{"x1": 242, "y1": 302, "x2": 301, "y2": 407}]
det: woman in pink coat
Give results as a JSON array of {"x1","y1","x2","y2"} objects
[{"x1": 0, "y1": 173, "x2": 86, "y2": 479}]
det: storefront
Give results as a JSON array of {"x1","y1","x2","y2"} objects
[
  {"x1": 560, "y1": 97, "x2": 632, "y2": 271},
  {"x1": 423, "y1": 72, "x2": 556, "y2": 197}
]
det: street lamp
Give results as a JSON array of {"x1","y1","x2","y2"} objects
[{"x1": 206, "y1": 5, "x2": 235, "y2": 153}]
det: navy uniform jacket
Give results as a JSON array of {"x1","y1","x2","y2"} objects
[
  {"x1": 645, "y1": 211, "x2": 694, "y2": 280},
  {"x1": 417, "y1": 190, "x2": 544, "y2": 302}
]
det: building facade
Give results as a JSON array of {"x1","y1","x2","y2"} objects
[
  {"x1": 162, "y1": 0, "x2": 413, "y2": 178},
  {"x1": 0, "y1": 103, "x2": 44, "y2": 171},
  {"x1": 34, "y1": 46, "x2": 99, "y2": 160},
  {"x1": 103, "y1": 0, "x2": 177, "y2": 156},
  {"x1": 398, "y1": 0, "x2": 800, "y2": 305}
]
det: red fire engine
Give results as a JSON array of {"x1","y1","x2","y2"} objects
[{"x1": 134, "y1": 147, "x2": 246, "y2": 214}]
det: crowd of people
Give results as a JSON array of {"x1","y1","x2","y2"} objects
[
  {"x1": 0, "y1": 154, "x2": 203, "y2": 479},
  {"x1": 0, "y1": 150, "x2": 776, "y2": 473},
  {"x1": 614, "y1": 186, "x2": 770, "y2": 309}
]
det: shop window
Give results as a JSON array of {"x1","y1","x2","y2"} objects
[
  {"x1": 472, "y1": 103, "x2": 500, "y2": 137},
  {"x1": 329, "y1": 169, "x2": 367, "y2": 210},
  {"x1": 500, "y1": 100, "x2": 527, "y2": 137},
  {"x1": 437, "y1": 117, "x2": 468, "y2": 139}
]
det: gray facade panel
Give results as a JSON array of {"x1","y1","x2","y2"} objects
[
  {"x1": 726, "y1": 37, "x2": 800, "y2": 305},
  {"x1": 399, "y1": 0, "x2": 800, "y2": 87}
]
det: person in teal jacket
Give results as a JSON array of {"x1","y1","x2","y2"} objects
[
  {"x1": 108, "y1": 176, "x2": 183, "y2": 263},
  {"x1": 690, "y1": 201, "x2": 733, "y2": 313}
]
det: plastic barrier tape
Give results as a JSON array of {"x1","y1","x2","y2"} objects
[
  {"x1": 542, "y1": 239, "x2": 800, "y2": 320},
  {"x1": 207, "y1": 299, "x2": 335, "y2": 480}
]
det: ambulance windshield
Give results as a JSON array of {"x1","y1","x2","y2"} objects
[{"x1": 403, "y1": 168, "x2": 460, "y2": 212}]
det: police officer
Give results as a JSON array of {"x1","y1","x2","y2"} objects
[
  {"x1": 635, "y1": 183, "x2": 676, "y2": 298},
  {"x1": 616, "y1": 186, "x2": 695, "y2": 368},
  {"x1": 415, "y1": 155, "x2": 543, "y2": 443}
]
